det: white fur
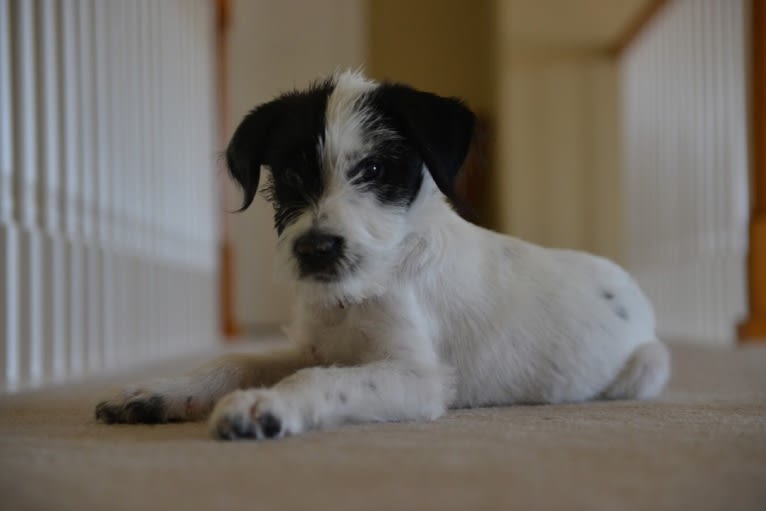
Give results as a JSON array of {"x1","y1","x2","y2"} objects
[{"x1": 97, "y1": 71, "x2": 670, "y2": 439}]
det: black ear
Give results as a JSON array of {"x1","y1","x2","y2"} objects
[
  {"x1": 374, "y1": 84, "x2": 476, "y2": 207},
  {"x1": 225, "y1": 101, "x2": 281, "y2": 211}
]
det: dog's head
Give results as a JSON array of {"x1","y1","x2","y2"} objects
[{"x1": 226, "y1": 71, "x2": 475, "y2": 305}]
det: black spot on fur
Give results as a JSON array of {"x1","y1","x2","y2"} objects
[
  {"x1": 258, "y1": 413, "x2": 282, "y2": 438},
  {"x1": 615, "y1": 305, "x2": 629, "y2": 321},
  {"x1": 602, "y1": 290, "x2": 615, "y2": 300},
  {"x1": 338, "y1": 392, "x2": 348, "y2": 404},
  {"x1": 365, "y1": 380, "x2": 377, "y2": 391}
]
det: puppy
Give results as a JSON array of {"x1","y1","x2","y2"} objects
[{"x1": 95, "y1": 70, "x2": 670, "y2": 440}]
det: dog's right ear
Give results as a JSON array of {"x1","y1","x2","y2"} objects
[{"x1": 225, "y1": 101, "x2": 281, "y2": 211}]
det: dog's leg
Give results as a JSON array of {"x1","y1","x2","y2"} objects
[
  {"x1": 95, "y1": 349, "x2": 313, "y2": 424},
  {"x1": 209, "y1": 362, "x2": 452, "y2": 440}
]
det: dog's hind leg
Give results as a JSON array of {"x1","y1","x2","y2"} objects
[
  {"x1": 600, "y1": 340, "x2": 670, "y2": 400},
  {"x1": 95, "y1": 349, "x2": 314, "y2": 424}
]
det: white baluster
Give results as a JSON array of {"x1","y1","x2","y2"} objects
[
  {"x1": 143, "y1": 0, "x2": 156, "y2": 359},
  {"x1": 169, "y1": 0, "x2": 182, "y2": 355},
  {"x1": 61, "y1": 0, "x2": 86, "y2": 376},
  {"x1": 0, "y1": 0, "x2": 19, "y2": 389},
  {"x1": 76, "y1": 0, "x2": 102, "y2": 374},
  {"x1": 111, "y1": 0, "x2": 128, "y2": 367},
  {"x1": 730, "y1": 0, "x2": 750, "y2": 331},
  {"x1": 130, "y1": 0, "x2": 142, "y2": 365},
  {"x1": 13, "y1": 0, "x2": 44, "y2": 387},
  {"x1": 39, "y1": 0, "x2": 68, "y2": 383},
  {"x1": 94, "y1": 0, "x2": 113, "y2": 372}
]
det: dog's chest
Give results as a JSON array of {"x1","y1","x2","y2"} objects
[{"x1": 305, "y1": 304, "x2": 380, "y2": 366}]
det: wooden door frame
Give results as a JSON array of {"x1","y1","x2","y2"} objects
[
  {"x1": 215, "y1": 0, "x2": 240, "y2": 339},
  {"x1": 739, "y1": 0, "x2": 766, "y2": 341}
]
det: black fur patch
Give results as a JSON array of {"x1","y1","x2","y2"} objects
[
  {"x1": 615, "y1": 305, "x2": 629, "y2": 321},
  {"x1": 226, "y1": 79, "x2": 334, "y2": 234},
  {"x1": 345, "y1": 102, "x2": 425, "y2": 207},
  {"x1": 369, "y1": 83, "x2": 475, "y2": 213},
  {"x1": 227, "y1": 77, "x2": 477, "y2": 231}
]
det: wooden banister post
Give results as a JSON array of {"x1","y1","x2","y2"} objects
[{"x1": 739, "y1": 0, "x2": 766, "y2": 342}]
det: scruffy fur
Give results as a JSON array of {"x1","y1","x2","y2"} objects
[{"x1": 95, "y1": 71, "x2": 670, "y2": 440}]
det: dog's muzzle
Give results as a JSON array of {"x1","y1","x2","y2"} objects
[{"x1": 293, "y1": 230, "x2": 346, "y2": 281}]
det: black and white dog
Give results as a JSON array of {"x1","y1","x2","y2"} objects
[{"x1": 96, "y1": 71, "x2": 670, "y2": 440}]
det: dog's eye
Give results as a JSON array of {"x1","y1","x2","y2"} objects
[
  {"x1": 353, "y1": 159, "x2": 382, "y2": 179},
  {"x1": 366, "y1": 161, "x2": 382, "y2": 175},
  {"x1": 349, "y1": 158, "x2": 385, "y2": 184}
]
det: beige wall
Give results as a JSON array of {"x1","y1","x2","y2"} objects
[
  {"x1": 225, "y1": 0, "x2": 366, "y2": 328},
  {"x1": 493, "y1": 1, "x2": 627, "y2": 262},
  {"x1": 495, "y1": 48, "x2": 622, "y2": 260},
  {"x1": 367, "y1": 0, "x2": 496, "y2": 117}
]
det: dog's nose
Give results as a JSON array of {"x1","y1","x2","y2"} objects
[
  {"x1": 294, "y1": 232, "x2": 343, "y2": 258},
  {"x1": 293, "y1": 231, "x2": 345, "y2": 276}
]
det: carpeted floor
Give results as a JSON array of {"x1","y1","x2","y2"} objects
[{"x1": 1, "y1": 342, "x2": 765, "y2": 511}]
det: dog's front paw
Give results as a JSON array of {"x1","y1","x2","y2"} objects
[
  {"x1": 209, "y1": 389, "x2": 303, "y2": 441},
  {"x1": 95, "y1": 387, "x2": 171, "y2": 424}
]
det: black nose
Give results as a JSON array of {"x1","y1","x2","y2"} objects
[{"x1": 293, "y1": 231, "x2": 345, "y2": 277}]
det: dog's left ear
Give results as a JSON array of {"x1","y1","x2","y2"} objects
[{"x1": 374, "y1": 84, "x2": 476, "y2": 206}]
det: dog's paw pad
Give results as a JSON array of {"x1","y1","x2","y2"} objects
[
  {"x1": 95, "y1": 401, "x2": 122, "y2": 423},
  {"x1": 258, "y1": 413, "x2": 282, "y2": 439},
  {"x1": 124, "y1": 395, "x2": 167, "y2": 424},
  {"x1": 210, "y1": 390, "x2": 289, "y2": 441},
  {"x1": 214, "y1": 411, "x2": 256, "y2": 440},
  {"x1": 95, "y1": 392, "x2": 168, "y2": 424}
]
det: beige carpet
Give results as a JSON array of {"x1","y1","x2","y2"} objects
[{"x1": 1, "y1": 342, "x2": 765, "y2": 511}]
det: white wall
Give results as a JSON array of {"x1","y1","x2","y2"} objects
[
  {"x1": 224, "y1": 0, "x2": 366, "y2": 329},
  {"x1": 1, "y1": 0, "x2": 219, "y2": 391},
  {"x1": 620, "y1": 0, "x2": 750, "y2": 345}
]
